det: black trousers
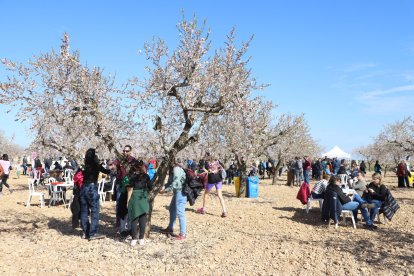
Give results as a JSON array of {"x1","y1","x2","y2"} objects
[
  {"x1": 0, "y1": 174, "x2": 10, "y2": 192},
  {"x1": 131, "y1": 214, "x2": 147, "y2": 240},
  {"x1": 398, "y1": 176, "x2": 405, "y2": 187}
]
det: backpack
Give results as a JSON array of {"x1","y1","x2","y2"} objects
[{"x1": 181, "y1": 168, "x2": 204, "y2": 206}]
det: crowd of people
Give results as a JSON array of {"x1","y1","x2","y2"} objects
[{"x1": 1, "y1": 148, "x2": 410, "y2": 240}]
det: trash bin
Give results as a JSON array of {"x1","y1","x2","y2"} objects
[
  {"x1": 246, "y1": 175, "x2": 259, "y2": 198},
  {"x1": 234, "y1": 177, "x2": 240, "y2": 196}
]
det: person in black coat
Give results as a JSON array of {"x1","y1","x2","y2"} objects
[{"x1": 80, "y1": 148, "x2": 110, "y2": 240}]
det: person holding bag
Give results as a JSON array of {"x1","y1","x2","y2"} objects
[{"x1": 196, "y1": 152, "x2": 227, "y2": 218}]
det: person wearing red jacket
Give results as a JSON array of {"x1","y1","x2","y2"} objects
[{"x1": 396, "y1": 160, "x2": 407, "y2": 188}]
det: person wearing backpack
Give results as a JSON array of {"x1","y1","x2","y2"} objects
[
  {"x1": 160, "y1": 160, "x2": 187, "y2": 240},
  {"x1": 196, "y1": 152, "x2": 227, "y2": 218}
]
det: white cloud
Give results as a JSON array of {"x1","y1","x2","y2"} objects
[
  {"x1": 358, "y1": 84, "x2": 414, "y2": 100},
  {"x1": 344, "y1": 63, "x2": 378, "y2": 73}
]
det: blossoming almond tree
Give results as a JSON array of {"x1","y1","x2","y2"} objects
[
  {"x1": 0, "y1": 34, "x2": 132, "y2": 161},
  {"x1": 127, "y1": 16, "x2": 264, "y2": 235}
]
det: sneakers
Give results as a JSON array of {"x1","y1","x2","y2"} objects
[
  {"x1": 131, "y1": 239, "x2": 145, "y2": 246},
  {"x1": 89, "y1": 234, "x2": 105, "y2": 241},
  {"x1": 196, "y1": 208, "x2": 206, "y2": 214},
  {"x1": 160, "y1": 227, "x2": 173, "y2": 235},
  {"x1": 175, "y1": 234, "x2": 186, "y2": 241},
  {"x1": 81, "y1": 233, "x2": 89, "y2": 239},
  {"x1": 221, "y1": 212, "x2": 227, "y2": 218}
]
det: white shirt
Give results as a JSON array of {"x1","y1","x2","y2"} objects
[{"x1": 0, "y1": 160, "x2": 11, "y2": 175}]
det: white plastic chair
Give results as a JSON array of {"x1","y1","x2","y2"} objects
[
  {"x1": 340, "y1": 210, "x2": 356, "y2": 229},
  {"x1": 104, "y1": 178, "x2": 116, "y2": 202},
  {"x1": 338, "y1": 174, "x2": 348, "y2": 187},
  {"x1": 64, "y1": 169, "x2": 74, "y2": 181},
  {"x1": 98, "y1": 179, "x2": 106, "y2": 206},
  {"x1": 305, "y1": 197, "x2": 324, "y2": 213},
  {"x1": 48, "y1": 177, "x2": 66, "y2": 207},
  {"x1": 26, "y1": 179, "x2": 45, "y2": 208},
  {"x1": 32, "y1": 169, "x2": 42, "y2": 185}
]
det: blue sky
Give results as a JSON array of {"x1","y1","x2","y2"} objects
[{"x1": 1, "y1": 0, "x2": 414, "y2": 155}]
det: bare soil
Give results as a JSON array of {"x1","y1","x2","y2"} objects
[{"x1": 0, "y1": 173, "x2": 413, "y2": 275}]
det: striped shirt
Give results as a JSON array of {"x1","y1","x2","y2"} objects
[{"x1": 311, "y1": 179, "x2": 328, "y2": 194}]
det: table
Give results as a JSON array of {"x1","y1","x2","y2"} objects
[{"x1": 45, "y1": 182, "x2": 74, "y2": 207}]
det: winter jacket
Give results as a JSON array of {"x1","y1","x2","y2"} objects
[
  {"x1": 321, "y1": 189, "x2": 342, "y2": 223},
  {"x1": 363, "y1": 182, "x2": 387, "y2": 201},
  {"x1": 380, "y1": 190, "x2": 400, "y2": 221},
  {"x1": 296, "y1": 182, "x2": 310, "y2": 205}
]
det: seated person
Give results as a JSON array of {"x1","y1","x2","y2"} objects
[
  {"x1": 326, "y1": 175, "x2": 376, "y2": 230},
  {"x1": 352, "y1": 171, "x2": 367, "y2": 197},
  {"x1": 363, "y1": 172, "x2": 387, "y2": 222},
  {"x1": 52, "y1": 161, "x2": 63, "y2": 171},
  {"x1": 311, "y1": 174, "x2": 329, "y2": 199}
]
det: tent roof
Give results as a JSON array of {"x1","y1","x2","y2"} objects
[{"x1": 322, "y1": 146, "x2": 351, "y2": 159}]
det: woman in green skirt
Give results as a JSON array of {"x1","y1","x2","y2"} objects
[{"x1": 126, "y1": 160, "x2": 153, "y2": 246}]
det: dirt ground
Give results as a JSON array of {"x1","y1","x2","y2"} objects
[{"x1": 0, "y1": 172, "x2": 413, "y2": 275}]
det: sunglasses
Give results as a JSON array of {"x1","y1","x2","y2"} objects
[{"x1": 123, "y1": 150, "x2": 130, "y2": 153}]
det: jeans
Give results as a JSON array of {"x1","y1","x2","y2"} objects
[
  {"x1": 367, "y1": 199, "x2": 383, "y2": 221},
  {"x1": 80, "y1": 183, "x2": 100, "y2": 237},
  {"x1": 294, "y1": 169, "x2": 303, "y2": 185},
  {"x1": 304, "y1": 170, "x2": 310, "y2": 184},
  {"x1": 350, "y1": 194, "x2": 373, "y2": 225},
  {"x1": 168, "y1": 191, "x2": 187, "y2": 236},
  {"x1": 342, "y1": 195, "x2": 373, "y2": 225},
  {"x1": 311, "y1": 192, "x2": 324, "y2": 199}
]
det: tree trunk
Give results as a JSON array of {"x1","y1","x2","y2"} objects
[
  {"x1": 144, "y1": 157, "x2": 171, "y2": 238},
  {"x1": 271, "y1": 160, "x2": 282, "y2": 185}
]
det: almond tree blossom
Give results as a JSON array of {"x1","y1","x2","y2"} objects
[
  {"x1": 0, "y1": 34, "x2": 132, "y2": 161},
  {"x1": 127, "y1": 16, "x2": 264, "y2": 234},
  {"x1": 0, "y1": 131, "x2": 23, "y2": 159}
]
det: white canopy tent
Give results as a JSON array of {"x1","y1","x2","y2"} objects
[{"x1": 321, "y1": 146, "x2": 351, "y2": 159}]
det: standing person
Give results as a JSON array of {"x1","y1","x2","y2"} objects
[
  {"x1": 396, "y1": 160, "x2": 407, "y2": 188},
  {"x1": 303, "y1": 156, "x2": 312, "y2": 184},
  {"x1": 0, "y1": 154, "x2": 13, "y2": 196},
  {"x1": 80, "y1": 148, "x2": 111, "y2": 240},
  {"x1": 196, "y1": 152, "x2": 227, "y2": 217},
  {"x1": 160, "y1": 161, "x2": 188, "y2": 240},
  {"x1": 113, "y1": 145, "x2": 136, "y2": 227},
  {"x1": 404, "y1": 160, "x2": 411, "y2": 188},
  {"x1": 374, "y1": 160, "x2": 382, "y2": 175},
  {"x1": 126, "y1": 160, "x2": 153, "y2": 246},
  {"x1": 359, "y1": 161, "x2": 367, "y2": 174},
  {"x1": 332, "y1": 158, "x2": 340, "y2": 175},
  {"x1": 22, "y1": 155, "x2": 28, "y2": 175},
  {"x1": 294, "y1": 157, "x2": 303, "y2": 186}
]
